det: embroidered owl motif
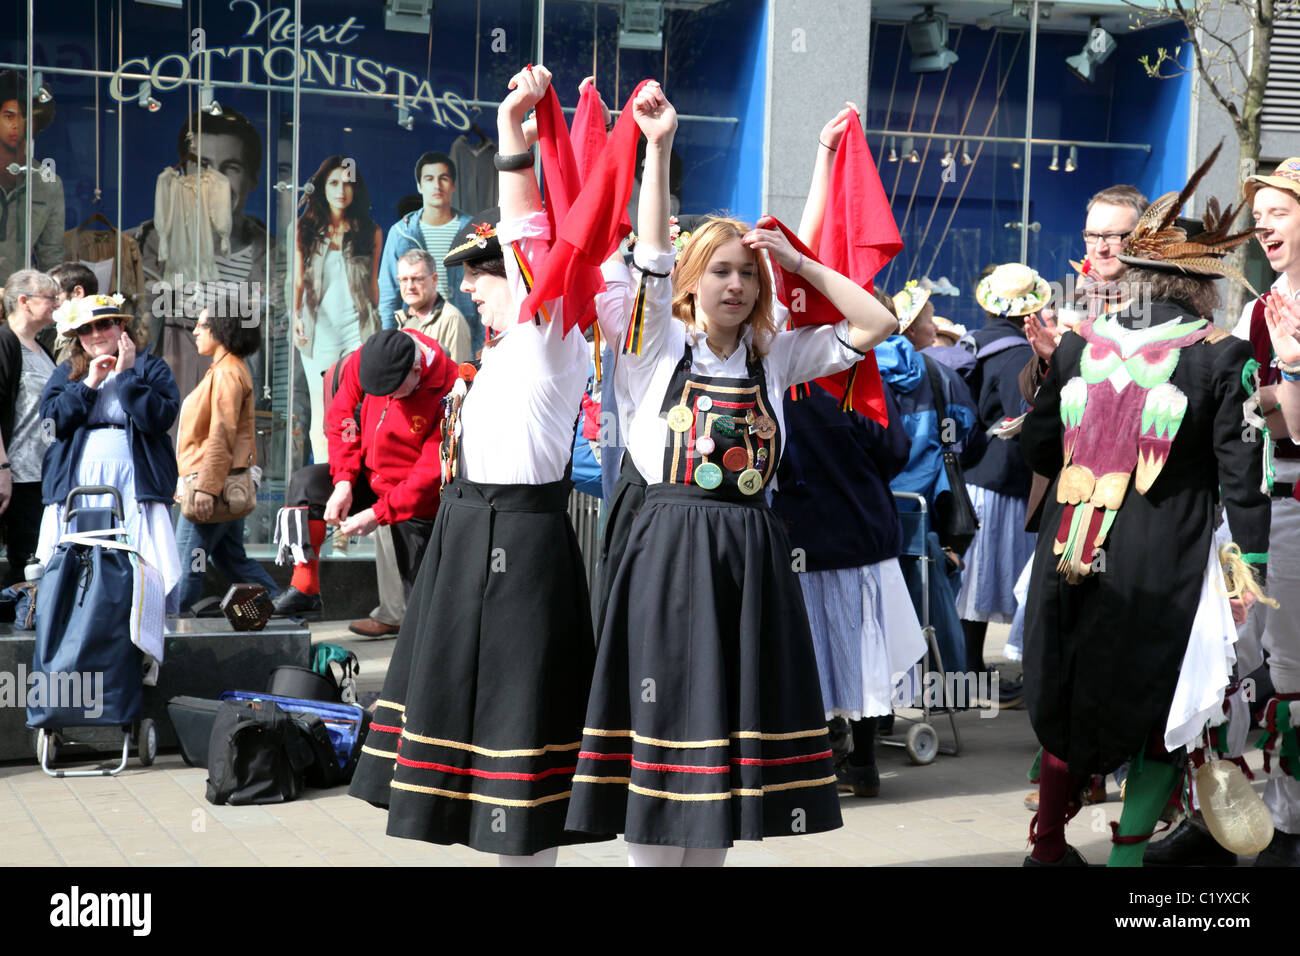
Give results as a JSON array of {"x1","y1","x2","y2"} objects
[{"x1": 1053, "y1": 314, "x2": 1211, "y2": 581}]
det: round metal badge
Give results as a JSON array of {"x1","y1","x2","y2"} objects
[
  {"x1": 722, "y1": 447, "x2": 750, "y2": 472},
  {"x1": 695, "y1": 462, "x2": 724, "y2": 490},
  {"x1": 736, "y1": 468, "x2": 764, "y2": 495},
  {"x1": 666, "y1": 405, "x2": 694, "y2": 432}
]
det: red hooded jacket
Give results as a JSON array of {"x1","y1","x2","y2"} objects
[{"x1": 326, "y1": 330, "x2": 458, "y2": 524}]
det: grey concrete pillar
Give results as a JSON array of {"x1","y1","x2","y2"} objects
[{"x1": 764, "y1": 0, "x2": 873, "y2": 226}]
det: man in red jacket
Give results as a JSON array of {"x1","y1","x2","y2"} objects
[{"x1": 272, "y1": 328, "x2": 458, "y2": 617}]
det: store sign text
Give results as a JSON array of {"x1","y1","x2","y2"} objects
[{"x1": 106, "y1": 0, "x2": 471, "y2": 131}]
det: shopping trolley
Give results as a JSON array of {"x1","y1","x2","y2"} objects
[
  {"x1": 881, "y1": 491, "x2": 962, "y2": 763},
  {"x1": 27, "y1": 486, "x2": 162, "y2": 777}
]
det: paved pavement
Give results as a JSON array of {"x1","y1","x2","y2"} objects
[{"x1": 0, "y1": 623, "x2": 1274, "y2": 867}]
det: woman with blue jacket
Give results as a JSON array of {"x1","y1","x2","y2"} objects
[
  {"x1": 877, "y1": 287, "x2": 982, "y2": 677},
  {"x1": 36, "y1": 295, "x2": 182, "y2": 604}
]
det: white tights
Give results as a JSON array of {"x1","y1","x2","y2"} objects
[
  {"x1": 627, "y1": 843, "x2": 728, "y2": 867},
  {"x1": 497, "y1": 847, "x2": 559, "y2": 867}
]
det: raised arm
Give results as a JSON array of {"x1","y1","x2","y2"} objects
[
  {"x1": 1263, "y1": 292, "x2": 1300, "y2": 442},
  {"x1": 497, "y1": 65, "x2": 551, "y2": 221},
  {"x1": 743, "y1": 221, "x2": 897, "y2": 353},
  {"x1": 796, "y1": 103, "x2": 858, "y2": 249},
  {"x1": 635, "y1": 81, "x2": 676, "y2": 257}
]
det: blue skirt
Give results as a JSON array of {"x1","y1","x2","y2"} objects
[{"x1": 955, "y1": 485, "x2": 1035, "y2": 624}]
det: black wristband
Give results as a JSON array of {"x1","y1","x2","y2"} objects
[
  {"x1": 494, "y1": 149, "x2": 536, "y2": 171},
  {"x1": 0, "y1": 463, "x2": 9, "y2": 470},
  {"x1": 640, "y1": 267, "x2": 671, "y2": 279},
  {"x1": 837, "y1": 334, "x2": 868, "y2": 358}
]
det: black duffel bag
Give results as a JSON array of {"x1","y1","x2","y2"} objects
[{"x1": 205, "y1": 699, "x2": 315, "y2": 805}]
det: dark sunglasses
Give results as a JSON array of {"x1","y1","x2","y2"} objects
[{"x1": 75, "y1": 318, "x2": 123, "y2": 336}]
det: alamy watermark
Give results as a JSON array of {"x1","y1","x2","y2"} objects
[
  {"x1": 891, "y1": 668, "x2": 1001, "y2": 718},
  {"x1": 0, "y1": 665, "x2": 103, "y2": 719},
  {"x1": 149, "y1": 274, "x2": 263, "y2": 327}
]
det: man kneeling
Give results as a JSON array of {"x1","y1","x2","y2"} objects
[{"x1": 272, "y1": 329, "x2": 457, "y2": 617}]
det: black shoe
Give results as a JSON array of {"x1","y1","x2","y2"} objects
[
  {"x1": 1144, "y1": 818, "x2": 1236, "y2": 867},
  {"x1": 835, "y1": 760, "x2": 880, "y2": 798},
  {"x1": 997, "y1": 677, "x2": 1025, "y2": 710},
  {"x1": 271, "y1": 586, "x2": 322, "y2": 619},
  {"x1": 1023, "y1": 844, "x2": 1087, "y2": 866},
  {"x1": 1253, "y1": 828, "x2": 1300, "y2": 867}
]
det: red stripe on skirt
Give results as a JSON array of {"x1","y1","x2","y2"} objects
[
  {"x1": 396, "y1": 756, "x2": 577, "y2": 781},
  {"x1": 731, "y1": 749, "x2": 833, "y2": 767},
  {"x1": 632, "y1": 759, "x2": 729, "y2": 775}
]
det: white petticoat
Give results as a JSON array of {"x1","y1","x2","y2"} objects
[
  {"x1": 35, "y1": 428, "x2": 182, "y2": 597},
  {"x1": 1164, "y1": 523, "x2": 1239, "y2": 754}
]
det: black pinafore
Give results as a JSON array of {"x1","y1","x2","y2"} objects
[{"x1": 565, "y1": 341, "x2": 843, "y2": 848}]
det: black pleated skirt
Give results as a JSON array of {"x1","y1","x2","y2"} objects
[
  {"x1": 591, "y1": 452, "x2": 648, "y2": 640},
  {"x1": 565, "y1": 483, "x2": 843, "y2": 848},
  {"x1": 347, "y1": 477, "x2": 612, "y2": 856}
]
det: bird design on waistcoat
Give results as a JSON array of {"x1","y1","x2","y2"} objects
[{"x1": 1053, "y1": 313, "x2": 1212, "y2": 581}]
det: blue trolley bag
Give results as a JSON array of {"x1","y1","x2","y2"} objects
[
  {"x1": 27, "y1": 487, "x2": 144, "y2": 730},
  {"x1": 221, "y1": 691, "x2": 370, "y2": 783}
]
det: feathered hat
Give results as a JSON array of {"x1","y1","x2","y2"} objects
[{"x1": 1117, "y1": 142, "x2": 1258, "y2": 295}]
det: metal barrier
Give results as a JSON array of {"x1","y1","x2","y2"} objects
[{"x1": 567, "y1": 491, "x2": 602, "y2": 586}]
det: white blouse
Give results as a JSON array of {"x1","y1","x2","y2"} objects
[
  {"x1": 617, "y1": 243, "x2": 862, "y2": 486},
  {"x1": 457, "y1": 212, "x2": 631, "y2": 485}
]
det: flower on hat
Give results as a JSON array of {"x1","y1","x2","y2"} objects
[{"x1": 54, "y1": 292, "x2": 131, "y2": 339}]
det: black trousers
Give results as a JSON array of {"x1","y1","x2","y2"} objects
[
  {"x1": 2, "y1": 481, "x2": 43, "y2": 587},
  {"x1": 286, "y1": 464, "x2": 433, "y2": 597}
]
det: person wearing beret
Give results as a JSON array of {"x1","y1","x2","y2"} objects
[
  {"x1": 270, "y1": 327, "x2": 457, "y2": 617},
  {"x1": 348, "y1": 64, "x2": 632, "y2": 865}
]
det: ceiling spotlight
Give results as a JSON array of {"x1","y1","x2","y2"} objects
[
  {"x1": 136, "y1": 81, "x2": 160, "y2": 113},
  {"x1": 940, "y1": 140, "x2": 954, "y2": 167},
  {"x1": 1065, "y1": 145, "x2": 1078, "y2": 173},
  {"x1": 33, "y1": 72, "x2": 52, "y2": 104},
  {"x1": 1066, "y1": 19, "x2": 1117, "y2": 83},
  {"x1": 903, "y1": 137, "x2": 919, "y2": 163},
  {"x1": 397, "y1": 106, "x2": 414, "y2": 131},
  {"x1": 907, "y1": 5, "x2": 959, "y2": 73},
  {"x1": 200, "y1": 85, "x2": 222, "y2": 116},
  {"x1": 385, "y1": 0, "x2": 432, "y2": 34},
  {"x1": 1049, "y1": 145, "x2": 1060, "y2": 171},
  {"x1": 1011, "y1": 153, "x2": 1021, "y2": 170},
  {"x1": 887, "y1": 137, "x2": 898, "y2": 163},
  {"x1": 959, "y1": 141, "x2": 973, "y2": 166}
]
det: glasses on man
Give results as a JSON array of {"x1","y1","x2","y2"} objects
[
  {"x1": 75, "y1": 318, "x2": 123, "y2": 336},
  {"x1": 1081, "y1": 231, "x2": 1131, "y2": 247}
]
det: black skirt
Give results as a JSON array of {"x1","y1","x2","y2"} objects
[
  {"x1": 591, "y1": 452, "x2": 648, "y2": 640},
  {"x1": 348, "y1": 477, "x2": 611, "y2": 855},
  {"x1": 565, "y1": 483, "x2": 843, "y2": 848}
]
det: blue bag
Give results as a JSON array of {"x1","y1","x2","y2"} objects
[{"x1": 26, "y1": 529, "x2": 142, "y2": 730}]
